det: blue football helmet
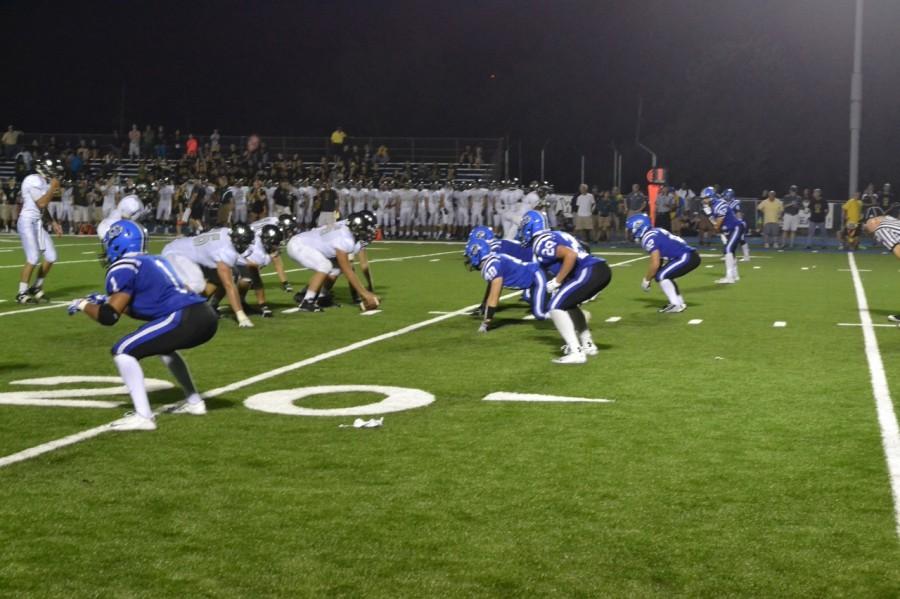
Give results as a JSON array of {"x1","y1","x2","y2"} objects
[
  {"x1": 103, "y1": 220, "x2": 146, "y2": 264},
  {"x1": 517, "y1": 210, "x2": 549, "y2": 245},
  {"x1": 464, "y1": 238, "x2": 492, "y2": 270},
  {"x1": 625, "y1": 214, "x2": 652, "y2": 241},
  {"x1": 722, "y1": 188, "x2": 735, "y2": 201},
  {"x1": 468, "y1": 225, "x2": 495, "y2": 243},
  {"x1": 700, "y1": 186, "x2": 718, "y2": 200}
]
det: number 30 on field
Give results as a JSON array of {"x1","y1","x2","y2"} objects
[{"x1": 0, "y1": 378, "x2": 611, "y2": 415}]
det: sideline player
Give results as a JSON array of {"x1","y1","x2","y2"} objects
[
  {"x1": 68, "y1": 221, "x2": 218, "y2": 430},
  {"x1": 626, "y1": 214, "x2": 701, "y2": 312},
  {"x1": 286, "y1": 212, "x2": 380, "y2": 312},
  {"x1": 15, "y1": 156, "x2": 63, "y2": 303},
  {"x1": 162, "y1": 222, "x2": 257, "y2": 327},
  {"x1": 723, "y1": 188, "x2": 751, "y2": 262},
  {"x1": 862, "y1": 216, "x2": 900, "y2": 323},
  {"x1": 97, "y1": 183, "x2": 150, "y2": 241},
  {"x1": 520, "y1": 210, "x2": 609, "y2": 364}
]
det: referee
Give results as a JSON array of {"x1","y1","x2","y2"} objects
[{"x1": 864, "y1": 215, "x2": 900, "y2": 322}]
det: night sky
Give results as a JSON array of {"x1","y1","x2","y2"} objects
[{"x1": 3, "y1": 0, "x2": 899, "y2": 194}]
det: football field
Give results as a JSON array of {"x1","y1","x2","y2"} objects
[{"x1": 1, "y1": 234, "x2": 900, "y2": 597}]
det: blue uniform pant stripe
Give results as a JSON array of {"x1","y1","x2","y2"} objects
[
  {"x1": 657, "y1": 252, "x2": 690, "y2": 281},
  {"x1": 549, "y1": 266, "x2": 591, "y2": 311},
  {"x1": 112, "y1": 310, "x2": 183, "y2": 356}
]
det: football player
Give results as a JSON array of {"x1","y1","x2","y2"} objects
[
  {"x1": 722, "y1": 188, "x2": 750, "y2": 262},
  {"x1": 15, "y1": 156, "x2": 63, "y2": 303},
  {"x1": 161, "y1": 222, "x2": 257, "y2": 327},
  {"x1": 520, "y1": 210, "x2": 609, "y2": 364},
  {"x1": 285, "y1": 212, "x2": 379, "y2": 312},
  {"x1": 97, "y1": 183, "x2": 150, "y2": 241},
  {"x1": 626, "y1": 214, "x2": 701, "y2": 312},
  {"x1": 464, "y1": 237, "x2": 549, "y2": 332},
  {"x1": 68, "y1": 221, "x2": 218, "y2": 431},
  {"x1": 702, "y1": 186, "x2": 743, "y2": 284}
]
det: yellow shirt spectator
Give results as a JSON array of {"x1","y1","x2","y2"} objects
[
  {"x1": 330, "y1": 128, "x2": 346, "y2": 145},
  {"x1": 758, "y1": 195, "x2": 783, "y2": 224},
  {"x1": 843, "y1": 196, "x2": 862, "y2": 224}
]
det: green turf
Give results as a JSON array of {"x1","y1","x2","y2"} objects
[{"x1": 1, "y1": 234, "x2": 899, "y2": 597}]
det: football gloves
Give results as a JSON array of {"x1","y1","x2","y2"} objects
[
  {"x1": 546, "y1": 278, "x2": 561, "y2": 295},
  {"x1": 641, "y1": 279, "x2": 651, "y2": 292}
]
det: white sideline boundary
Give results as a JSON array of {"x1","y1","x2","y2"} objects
[
  {"x1": 847, "y1": 252, "x2": 900, "y2": 537},
  {"x1": 0, "y1": 254, "x2": 646, "y2": 469}
]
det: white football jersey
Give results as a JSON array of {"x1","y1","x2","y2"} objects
[
  {"x1": 238, "y1": 236, "x2": 272, "y2": 267},
  {"x1": 293, "y1": 221, "x2": 358, "y2": 258},
  {"x1": 163, "y1": 227, "x2": 241, "y2": 269},
  {"x1": 19, "y1": 174, "x2": 48, "y2": 220},
  {"x1": 158, "y1": 184, "x2": 175, "y2": 205}
]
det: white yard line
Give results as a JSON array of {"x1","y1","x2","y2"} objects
[
  {"x1": 0, "y1": 255, "x2": 645, "y2": 468},
  {"x1": 0, "y1": 259, "x2": 99, "y2": 269},
  {"x1": 848, "y1": 252, "x2": 900, "y2": 537},
  {"x1": 838, "y1": 323, "x2": 897, "y2": 328},
  {"x1": 0, "y1": 303, "x2": 68, "y2": 317}
]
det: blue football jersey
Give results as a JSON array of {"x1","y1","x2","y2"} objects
[
  {"x1": 711, "y1": 199, "x2": 742, "y2": 232},
  {"x1": 105, "y1": 254, "x2": 206, "y2": 321},
  {"x1": 481, "y1": 253, "x2": 541, "y2": 290},
  {"x1": 640, "y1": 228, "x2": 694, "y2": 260},
  {"x1": 532, "y1": 231, "x2": 603, "y2": 276},
  {"x1": 491, "y1": 238, "x2": 534, "y2": 262}
]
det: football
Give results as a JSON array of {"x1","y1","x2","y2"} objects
[{"x1": 360, "y1": 295, "x2": 381, "y2": 311}]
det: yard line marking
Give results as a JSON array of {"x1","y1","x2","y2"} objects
[
  {"x1": 429, "y1": 259, "x2": 441, "y2": 262},
  {"x1": 0, "y1": 303, "x2": 68, "y2": 317},
  {"x1": 521, "y1": 314, "x2": 536, "y2": 321},
  {"x1": 773, "y1": 321, "x2": 787, "y2": 327},
  {"x1": 428, "y1": 311, "x2": 454, "y2": 315},
  {"x1": 0, "y1": 255, "x2": 645, "y2": 468},
  {"x1": 688, "y1": 319, "x2": 703, "y2": 325},
  {"x1": 801, "y1": 267, "x2": 809, "y2": 271},
  {"x1": 605, "y1": 316, "x2": 621, "y2": 323},
  {"x1": 838, "y1": 323, "x2": 896, "y2": 328},
  {"x1": 753, "y1": 266, "x2": 761, "y2": 269},
  {"x1": 839, "y1": 268, "x2": 870, "y2": 272},
  {"x1": 281, "y1": 307, "x2": 300, "y2": 314},
  {"x1": 0, "y1": 259, "x2": 98, "y2": 269},
  {"x1": 704, "y1": 265, "x2": 713, "y2": 268},
  {"x1": 848, "y1": 252, "x2": 900, "y2": 537},
  {"x1": 360, "y1": 309, "x2": 382, "y2": 316},
  {"x1": 0, "y1": 299, "x2": 6, "y2": 303},
  {"x1": 483, "y1": 392, "x2": 614, "y2": 404}
]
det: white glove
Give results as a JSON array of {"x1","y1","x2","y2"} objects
[
  {"x1": 641, "y1": 278, "x2": 651, "y2": 292},
  {"x1": 67, "y1": 298, "x2": 88, "y2": 316},
  {"x1": 236, "y1": 310, "x2": 254, "y2": 328},
  {"x1": 477, "y1": 322, "x2": 489, "y2": 334},
  {"x1": 546, "y1": 278, "x2": 561, "y2": 295}
]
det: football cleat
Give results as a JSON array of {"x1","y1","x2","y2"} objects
[
  {"x1": 581, "y1": 340, "x2": 599, "y2": 356},
  {"x1": 715, "y1": 277, "x2": 736, "y2": 284},
  {"x1": 660, "y1": 304, "x2": 687, "y2": 313},
  {"x1": 298, "y1": 300, "x2": 323, "y2": 313},
  {"x1": 888, "y1": 315, "x2": 900, "y2": 323},
  {"x1": 15, "y1": 292, "x2": 34, "y2": 304},
  {"x1": 27, "y1": 286, "x2": 45, "y2": 302},
  {"x1": 281, "y1": 281, "x2": 293, "y2": 293},
  {"x1": 260, "y1": 305, "x2": 273, "y2": 318},
  {"x1": 165, "y1": 400, "x2": 207, "y2": 416},
  {"x1": 109, "y1": 412, "x2": 157, "y2": 431},
  {"x1": 553, "y1": 346, "x2": 587, "y2": 364}
]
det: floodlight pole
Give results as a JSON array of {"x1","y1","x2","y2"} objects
[
  {"x1": 635, "y1": 96, "x2": 658, "y2": 168},
  {"x1": 849, "y1": 0, "x2": 864, "y2": 197}
]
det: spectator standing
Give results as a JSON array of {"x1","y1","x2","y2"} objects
[
  {"x1": 142, "y1": 125, "x2": 155, "y2": 157},
  {"x1": 625, "y1": 184, "x2": 647, "y2": 217},
  {"x1": 210, "y1": 129, "x2": 221, "y2": 155},
  {"x1": 185, "y1": 133, "x2": 199, "y2": 158},
  {"x1": 655, "y1": 185, "x2": 675, "y2": 231},
  {"x1": 155, "y1": 126, "x2": 167, "y2": 158},
  {"x1": 316, "y1": 181, "x2": 339, "y2": 226},
  {"x1": 757, "y1": 190, "x2": 783, "y2": 248},
  {"x1": 330, "y1": 127, "x2": 346, "y2": 157},
  {"x1": 840, "y1": 191, "x2": 863, "y2": 250},
  {"x1": 806, "y1": 188, "x2": 828, "y2": 249},
  {"x1": 881, "y1": 183, "x2": 897, "y2": 217},
  {"x1": 128, "y1": 124, "x2": 141, "y2": 159},
  {"x1": 781, "y1": 185, "x2": 801, "y2": 249},
  {"x1": 573, "y1": 183, "x2": 595, "y2": 241},
  {"x1": 374, "y1": 145, "x2": 390, "y2": 164},
  {"x1": 2, "y1": 125, "x2": 22, "y2": 158},
  {"x1": 594, "y1": 190, "x2": 616, "y2": 242}
]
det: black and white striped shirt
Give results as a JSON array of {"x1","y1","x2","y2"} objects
[{"x1": 874, "y1": 216, "x2": 900, "y2": 251}]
